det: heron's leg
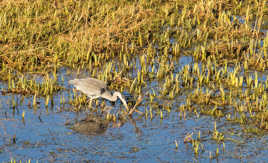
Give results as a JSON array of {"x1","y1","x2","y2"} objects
[{"x1": 88, "y1": 99, "x2": 93, "y2": 108}]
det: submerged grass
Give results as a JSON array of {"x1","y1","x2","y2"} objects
[{"x1": 0, "y1": 0, "x2": 267, "y2": 159}]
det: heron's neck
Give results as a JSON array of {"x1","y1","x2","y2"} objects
[
  {"x1": 112, "y1": 92, "x2": 129, "y2": 110},
  {"x1": 111, "y1": 92, "x2": 121, "y2": 101}
]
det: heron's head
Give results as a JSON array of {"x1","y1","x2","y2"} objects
[{"x1": 114, "y1": 92, "x2": 129, "y2": 110}]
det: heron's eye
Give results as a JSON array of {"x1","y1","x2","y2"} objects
[{"x1": 100, "y1": 88, "x2": 105, "y2": 94}]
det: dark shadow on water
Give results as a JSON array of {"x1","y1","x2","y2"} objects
[{"x1": 67, "y1": 114, "x2": 109, "y2": 136}]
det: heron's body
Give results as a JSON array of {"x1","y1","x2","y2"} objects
[{"x1": 69, "y1": 77, "x2": 129, "y2": 110}]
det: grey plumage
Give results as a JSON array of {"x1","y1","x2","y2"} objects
[{"x1": 69, "y1": 77, "x2": 129, "y2": 110}]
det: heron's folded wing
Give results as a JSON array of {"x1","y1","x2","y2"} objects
[
  {"x1": 69, "y1": 78, "x2": 107, "y2": 97},
  {"x1": 85, "y1": 78, "x2": 107, "y2": 89}
]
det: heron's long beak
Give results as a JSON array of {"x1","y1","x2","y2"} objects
[{"x1": 118, "y1": 96, "x2": 129, "y2": 110}]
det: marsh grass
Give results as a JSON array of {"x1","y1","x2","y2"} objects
[{"x1": 0, "y1": 0, "x2": 267, "y2": 159}]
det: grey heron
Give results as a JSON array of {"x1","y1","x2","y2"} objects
[{"x1": 69, "y1": 77, "x2": 129, "y2": 110}]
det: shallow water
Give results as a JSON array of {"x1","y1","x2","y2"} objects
[{"x1": 0, "y1": 55, "x2": 268, "y2": 162}]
